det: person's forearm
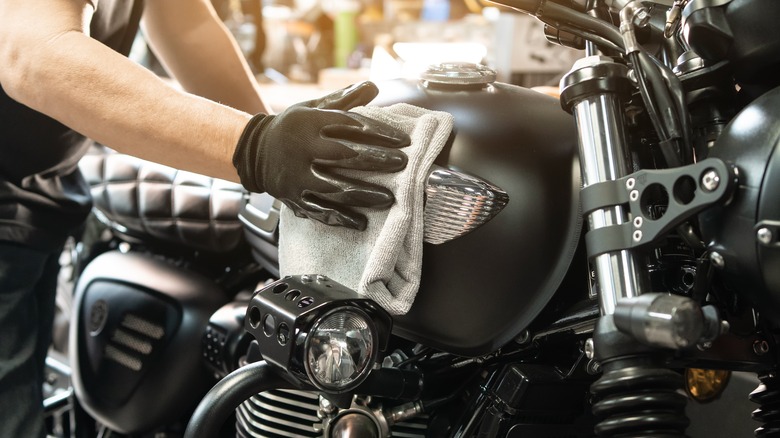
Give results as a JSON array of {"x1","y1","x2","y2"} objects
[
  {"x1": 2, "y1": 30, "x2": 249, "y2": 183},
  {"x1": 142, "y1": 0, "x2": 270, "y2": 114}
]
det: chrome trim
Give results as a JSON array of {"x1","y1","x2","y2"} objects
[
  {"x1": 421, "y1": 62, "x2": 497, "y2": 86},
  {"x1": 564, "y1": 56, "x2": 645, "y2": 315}
]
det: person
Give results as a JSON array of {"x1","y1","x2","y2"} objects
[{"x1": 0, "y1": 1, "x2": 409, "y2": 436}]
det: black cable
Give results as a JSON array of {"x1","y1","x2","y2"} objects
[
  {"x1": 488, "y1": 0, "x2": 625, "y2": 52},
  {"x1": 555, "y1": 23, "x2": 624, "y2": 54},
  {"x1": 648, "y1": 52, "x2": 694, "y2": 164},
  {"x1": 494, "y1": 0, "x2": 690, "y2": 167},
  {"x1": 396, "y1": 347, "x2": 434, "y2": 368},
  {"x1": 638, "y1": 52, "x2": 681, "y2": 138},
  {"x1": 543, "y1": 1, "x2": 625, "y2": 52},
  {"x1": 630, "y1": 53, "x2": 666, "y2": 137},
  {"x1": 631, "y1": 51, "x2": 684, "y2": 167}
]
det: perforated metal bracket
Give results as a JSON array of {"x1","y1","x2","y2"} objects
[{"x1": 581, "y1": 158, "x2": 735, "y2": 258}]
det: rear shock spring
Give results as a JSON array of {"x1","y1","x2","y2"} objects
[
  {"x1": 591, "y1": 360, "x2": 689, "y2": 436},
  {"x1": 750, "y1": 371, "x2": 780, "y2": 436}
]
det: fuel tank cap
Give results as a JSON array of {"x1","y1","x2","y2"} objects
[{"x1": 420, "y1": 62, "x2": 497, "y2": 86}]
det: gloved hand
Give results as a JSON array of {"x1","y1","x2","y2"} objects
[{"x1": 233, "y1": 81, "x2": 410, "y2": 230}]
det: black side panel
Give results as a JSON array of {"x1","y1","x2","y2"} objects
[{"x1": 70, "y1": 251, "x2": 230, "y2": 434}]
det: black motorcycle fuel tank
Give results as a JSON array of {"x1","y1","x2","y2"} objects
[
  {"x1": 370, "y1": 64, "x2": 582, "y2": 356},
  {"x1": 241, "y1": 64, "x2": 583, "y2": 357}
]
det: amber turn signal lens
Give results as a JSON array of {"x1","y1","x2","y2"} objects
[{"x1": 685, "y1": 368, "x2": 731, "y2": 402}]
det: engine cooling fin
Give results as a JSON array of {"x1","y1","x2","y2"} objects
[
  {"x1": 236, "y1": 389, "x2": 428, "y2": 437},
  {"x1": 236, "y1": 390, "x2": 320, "y2": 437}
]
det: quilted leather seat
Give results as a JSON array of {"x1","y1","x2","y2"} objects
[{"x1": 79, "y1": 146, "x2": 247, "y2": 254}]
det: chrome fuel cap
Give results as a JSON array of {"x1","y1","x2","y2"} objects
[{"x1": 421, "y1": 62, "x2": 497, "y2": 86}]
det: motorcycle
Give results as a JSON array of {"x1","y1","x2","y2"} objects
[{"x1": 48, "y1": 0, "x2": 780, "y2": 436}]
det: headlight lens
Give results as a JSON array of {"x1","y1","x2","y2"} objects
[{"x1": 305, "y1": 308, "x2": 375, "y2": 391}]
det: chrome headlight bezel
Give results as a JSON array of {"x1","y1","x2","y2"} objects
[{"x1": 303, "y1": 306, "x2": 378, "y2": 392}]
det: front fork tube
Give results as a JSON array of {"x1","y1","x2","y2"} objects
[{"x1": 561, "y1": 56, "x2": 689, "y2": 436}]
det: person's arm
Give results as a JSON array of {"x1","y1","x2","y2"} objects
[
  {"x1": 0, "y1": 0, "x2": 248, "y2": 182},
  {"x1": 141, "y1": 0, "x2": 270, "y2": 115},
  {"x1": 0, "y1": 0, "x2": 411, "y2": 230}
]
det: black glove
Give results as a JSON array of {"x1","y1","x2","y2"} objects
[{"x1": 233, "y1": 81, "x2": 410, "y2": 230}]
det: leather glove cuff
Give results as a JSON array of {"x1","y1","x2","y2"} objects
[{"x1": 233, "y1": 113, "x2": 275, "y2": 194}]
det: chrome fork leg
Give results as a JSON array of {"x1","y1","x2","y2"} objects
[{"x1": 560, "y1": 55, "x2": 689, "y2": 437}]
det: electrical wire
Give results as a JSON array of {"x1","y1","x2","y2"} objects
[
  {"x1": 543, "y1": 1, "x2": 626, "y2": 52},
  {"x1": 496, "y1": 0, "x2": 691, "y2": 166},
  {"x1": 648, "y1": 52, "x2": 694, "y2": 164},
  {"x1": 630, "y1": 52, "x2": 668, "y2": 147},
  {"x1": 631, "y1": 50, "x2": 685, "y2": 167},
  {"x1": 555, "y1": 23, "x2": 624, "y2": 54}
]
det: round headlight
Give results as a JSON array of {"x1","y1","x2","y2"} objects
[{"x1": 304, "y1": 308, "x2": 376, "y2": 391}]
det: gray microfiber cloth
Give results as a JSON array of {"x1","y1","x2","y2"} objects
[{"x1": 278, "y1": 103, "x2": 454, "y2": 315}]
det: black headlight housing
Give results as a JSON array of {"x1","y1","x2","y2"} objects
[{"x1": 245, "y1": 275, "x2": 392, "y2": 392}]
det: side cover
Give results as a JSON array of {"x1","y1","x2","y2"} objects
[
  {"x1": 69, "y1": 251, "x2": 229, "y2": 434},
  {"x1": 700, "y1": 85, "x2": 780, "y2": 323}
]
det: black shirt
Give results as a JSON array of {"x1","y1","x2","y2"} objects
[{"x1": 0, "y1": 0, "x2": 144, "y2": 250}]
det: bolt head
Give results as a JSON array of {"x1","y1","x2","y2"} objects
[
  {"x1": 634, "y1": 8, "x2": 651, "y2": 27},
  {"x1": 515, "y1": 330, "x2": 531, "y2": 345},
  {"x1": 584, "y1": 338, "x2": 595, "y2": 359},
  {"x1": 701, "y1": 170, "x2": 721, "y2": 192},
  {"x1": 757, "y1": 227, "x2": 774, "y2": 245},
  {"x1": 709, "y1": 251, "x2": 725, "y2": 268}
]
